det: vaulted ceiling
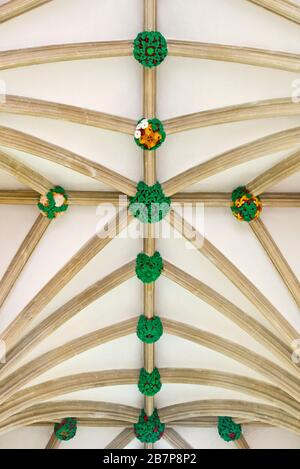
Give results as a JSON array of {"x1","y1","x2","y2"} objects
[{"x1": 0, "y1": 0, "x2": 300, "y2": 449}]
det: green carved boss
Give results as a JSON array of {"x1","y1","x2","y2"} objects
[
  {"x1": 134, "y1": 409, "x2": 165, "y2": 443},
  {"x1": 218, "y1": 416, "x2": 242, "y2": 442},
  {"x1": 231, "y1": 186, "x2": 262, "y2": 222},
  {"x1": 129, "y1": 182, "x2": 171, "y2": 224},
  {"x1": 38, "y1": 186, "x2": 69, "y2": 220},
  {"x1": 133, "y1": 31, "x2": 168, "y2": 68},
  {"x1": 138, "y1": 367, "x2": 162, "y2": 396},
  {"x1": 135, "y1": 251, "x2": 163, "y2": 284},
  {"x1": 134, "y1": 118, "x2": 166, "y2": 151},
  {"x1": 137, "y1": 315, "x2": 163, "y2": 343},
  {"x1": 54, "y1": 417, "x2": 77, "y2": 441}
]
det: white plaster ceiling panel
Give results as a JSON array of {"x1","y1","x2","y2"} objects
[{"x1": 0, "y1": 0, "x2": 299, "y2": 449}]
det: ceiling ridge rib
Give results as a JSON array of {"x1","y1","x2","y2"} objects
[
  {"x1": 0, "y1": 95, "x2": 136, "y2": 135},
  {"x1": 0, "y1": 398, "x2": 298, "y2": 437},
  {"x1": 0, "y1": 190, "x2": 123, "y2": 206},
  {"x1": 172, "y1": 192, "x2": 300, "y2": 207},
  {"x1": 0, "y1": 40, "x2": 299, "y2": 72},
  {"x1": 2, "y1": 190, "x2": 300, "y2": 207},
  {"x1": 31, "y1": 417, "x2": 270, "y2": 428},
  {"x1": 0, "y1": 213, "x2": 51, "y2": 310},
  {"x1": 0, "y1": 400, "x2": 139, "y2": 437},
  {"x1": 162, "y1": 260, "x2": 298, "y2": 375},
  {"x1": 163, "y1": 97, "x2": 300, "y2": 135},
  {"x1": 163, "y1": 428, "x2": 193, "y2": 450},
  {"x1": 45, "y1": 431, "x2": 60, "y2": 449},
  {"x1": 0, "y1": 41, "x2": 133, "y2": 71},
  {"x1": 163, "y1": 318, "x2": 300, "y2": 402},
  {"x1": 105, "y1": 428, "x2": 135, "y2": 450},
  {"x1": 1, "y1": 95, "x2": 300, "y2": 136},
  {"x1": 1, "y1": 125, "x2": 300, "y2": 200},
  {"x1": 0, "y1": 208, "x2": 133, "y2": 351},
  {"x1": 159, "y1": 398, "x2": 300, "y2": 435},
  {"x1": 247, "y1": 148, "x2": 300, "y2": 195},
  {"x1": 162, "y1": 126, "x2": 300, "y2": 196},
  {"x1": 0, "y1": 126, "x2": 137, "y2": 195},
  {"x1": 168, "y1": 210, "x2": 298, "y2": 345},
  {"x1": 167, "y1": 40, "x2": 300, "y2": 72},
  {"x1": 0, "y1": 317, "x2": 299, "y2": 411},
  {"x1": 0, "y1": 318, "x2": 138, "y2": 405},
  {"x1": 244, "y1": 151, "x2": 300, "y2": 309},
  {"x1": 36, "y1": 418, "x2": 132, "y2": 428},
  {"x1": 0, "y1": 0, "x2": 52, "y2": 23},
  {"x1": 250, "y1": 218, "x2": 300, "y2": 309},
  {"x1": 248, "y1": 0, "x2": 300, "y2": 25},
  {"x1": 234, "y1": 434, "x2": 250, "y2": 449},
  {"x1": 1, "y1": 0, "x2": 299, "y2": 450},
  {"x1": 0, "y1": 149, "x2": 53, "y2": 194},
  {"x1": 142, "y1": 0, "x2": 157, "y2": 451},
  {"x1": 0, "y1": 261, "x2": 136, "y2": 378},
  {"x1": 0, "y1": 150, "x2": 54, "y2": 310},
  {"x1": 1, "y1": 368, "x2": 299, "y2": 425}
]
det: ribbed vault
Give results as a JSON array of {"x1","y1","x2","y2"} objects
[{"x1": 0, "y1": 0, "x2": 299, "y2": 450}]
